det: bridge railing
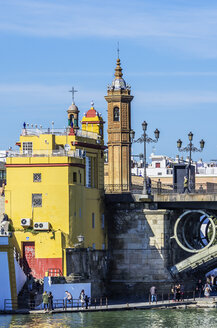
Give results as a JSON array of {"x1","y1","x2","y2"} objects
[{"x1": 131, "y1": 181, "x2": 217, "y2": 195}]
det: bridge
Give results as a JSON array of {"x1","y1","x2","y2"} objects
[{"x1": 105, "y1": 181, "x2": 217, "y2": 296}]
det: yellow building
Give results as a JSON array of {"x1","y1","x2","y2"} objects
[{"x1": 5, "y1": 102, "x2": 106, "y2": 279}]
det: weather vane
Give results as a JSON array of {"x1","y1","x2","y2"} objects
[{"x1": 69, "y1": 87, "x2": 78, "y2": 104}]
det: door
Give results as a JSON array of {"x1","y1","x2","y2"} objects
[{"x1": 23, "y1": 242, "x2": 36, "y2": 277}]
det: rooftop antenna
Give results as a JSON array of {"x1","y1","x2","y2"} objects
[
  {"x1": 69, "y1": 86, "x2": 78, "y2": 104},
  {"x1": 117, "y1": 41, "x2": 120, "y2": 59}
]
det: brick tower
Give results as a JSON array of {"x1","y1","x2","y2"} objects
[{"x1": 105, "y1": 57, "x2": 133, "y2": 192}]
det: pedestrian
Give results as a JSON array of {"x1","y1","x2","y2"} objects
[
  {"x1": 42, "y1": 291, "x2": 49, "y2": 311},
  {"x1": 79, "y1": 289, "x2": 85, "y2": 308},
  {"x1": 150, "y1": 286, "x2": 157, "y2": 303},
  {"x1": 183, "y1": 176, "x2": 189, "y2": 193},
  {"x1": 84, "y1": 295, "x2": 89, "y2": 309},
  {"x1": 180, "y1": 284, "x2": 184, "y2": 301},
  {"x1": 48, "y1": 292, "x2": 54, "y2": 311},
  {"x1": 176, "y1": 283, "x2": 181, "y2": 302},
  {"x1": 195, "y1": 279, "x2": 203, "y2": 298},
  {"x1": 64, "y1": 290, "x2": 73, "y2": 308},
  {"x1": 147, "y1": 177, "x2": 152, "y2": 195},
  {"x1": 171, "y1": 284, "x2": 176, "y2": 302},
  {"x1": 204, "y1": 282, "x2": 212, "y2": 298}
]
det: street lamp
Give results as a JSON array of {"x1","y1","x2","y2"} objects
[
  {"x1": 177, "y1": 132, "x2": 205, "y2": 190},
  {"x1": 133, "y1": 121, "x2": 160, "y2": 195}
]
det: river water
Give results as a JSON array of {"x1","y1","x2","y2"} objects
[{"x1": 0, "y1": 308, "x2": 217, "y2": 328}]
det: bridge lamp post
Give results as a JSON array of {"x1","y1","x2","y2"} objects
[
  {"x1": 177, "y1": 132, "x2": 205, "y2": 190},
  {"x1": 132, "y1": 121, "x2": 160, "y2": 195}
]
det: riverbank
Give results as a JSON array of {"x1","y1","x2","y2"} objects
[{"x1": 1, "y1": 297, "x2": 217, "y2": 315}]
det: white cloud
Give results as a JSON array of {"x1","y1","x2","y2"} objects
[{"x1": 2, "y1": 0, "x2": 217, "y2": 56}]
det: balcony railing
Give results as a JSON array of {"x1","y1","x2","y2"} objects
[
  {"x1": 7, "y1": 149, "x2": 85, "y2": 159},
  {"x1": 21, "y1": 128, "x2": 98, "y2": 140}
]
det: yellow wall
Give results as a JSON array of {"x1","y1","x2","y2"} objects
[{"x1": 6, "y1": 127, "x2": 106, "y2": 276}]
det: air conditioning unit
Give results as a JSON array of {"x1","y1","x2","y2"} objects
[
  {"x1": 34, "y1": 222, "x2": 50, "y2": 231},
  {"x1": 21, "y1": 218, "x2": 32, "y2": 227}
]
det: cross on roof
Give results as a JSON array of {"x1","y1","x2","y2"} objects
[
  {"x1": 69, "y1": 87, "x2": 78, "y2": 104},
  {"x1": 117, "y1": 41, "x2": 120, "y2": 59}
]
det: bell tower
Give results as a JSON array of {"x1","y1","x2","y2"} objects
[{"x1": 105, "y1": 57, "x2": 133, "y2": 192}]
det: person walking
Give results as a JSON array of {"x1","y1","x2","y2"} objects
[
  {"x1": 48, "y1": 292, "x2": 54, "y2": 311},
  {"x1": 171, "y1": 284, "x2": 177, "y2": 302},
  {"x1": 195, "y1": 279, "x2": 203, "y2": 298},
  {"x1": 204, "y1": 282, "x2": 212, "y2": 298},
  {"x1": 180, "y1": 284, "x2": 184, "y2": 301},
  {"x1": 176, "y1": 283, "x2": 181, "y2": 302},
  {"x1": 150, "y1": 286, "x2": 157, "y2": 303},
  {"x1": 147, "y1": 177, "x2": 152, "y2": 195},
  {"x1": 183, "y1": 176, "x2": 189, "y2": 193},
  {"x1": 79, "y1": 289, "x2": 85, "y2": 308},
  {"x1": 42, "y1": 291, "x2": 49, "y2": 311},
  {"x1": 84, "y1": 295, "x2": 89, "y2": 309}
]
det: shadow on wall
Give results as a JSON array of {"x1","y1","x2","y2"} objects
[{"x1": 106, "y1": 202, "x2": 173, "y2": 298}]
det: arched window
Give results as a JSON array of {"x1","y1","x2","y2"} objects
[{"x1": 113, "y1": 107, "x2": 120, "y2": 121}]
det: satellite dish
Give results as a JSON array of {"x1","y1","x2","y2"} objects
[{"x1": 64, "y1": 144, "x2": 71, "y2": 152}]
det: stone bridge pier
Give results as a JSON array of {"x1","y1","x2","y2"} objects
[
  {"x1": 106, "y1": 193, "x2": 217, "y2": 298},
  {"x1": 106, "y1": 195, "x2": 180, "y2": 298}
]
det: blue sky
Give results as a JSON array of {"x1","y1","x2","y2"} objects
[{"x1": 1, "y1": 0, "x2": 217, "y2": 161}]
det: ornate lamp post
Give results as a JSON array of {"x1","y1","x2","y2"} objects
[
  {"x1": 132, "y1": 121, "x2": 160, "y2": 195},
  {"x1": 177, "y1": 132, "x2": 205, "y2": 190}
]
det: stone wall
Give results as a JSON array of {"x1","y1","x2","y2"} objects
[
  {"x1": 106, "y1": 201, "x2": 177, "y2": 298},
  {"x1": 66, "y1": 248, "x2": 108, "y2": 298}
]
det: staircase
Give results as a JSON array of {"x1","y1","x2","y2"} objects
[{"x1": 18, "y1": 279, "x2": 43, "y2": 309}]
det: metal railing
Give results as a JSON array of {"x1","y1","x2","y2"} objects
[
  {"x1": 47, "y1": 268, "x2": 63, "y2": 277},
  {"x1": 7, "y1": 149, "x2": 85, "y2": 159},
  {"x1": 131, "y1": 181, "x2": 217, "y2": 195},
  {"x1": 21, "y1": 128, "x2": 98, "y2": 140},
  {"x1": 5, "y1": 292, "x2": 210, "y2": 312}
]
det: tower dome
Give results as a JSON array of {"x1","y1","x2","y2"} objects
[
  {"x1": 81, "y1": 102, "x2": 104, "y2": 140},
  {"x1": 67, "y1": 101, "x2": 79, "y2": 129},
  {"x1": 108, "y1": 58, "x2": 130, "y2": 91}
]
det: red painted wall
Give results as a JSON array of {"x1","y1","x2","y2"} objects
[{"x1": 23, "y1": 242, "x2": 62, "y2": 279}]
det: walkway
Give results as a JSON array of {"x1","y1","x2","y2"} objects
[{"x1": 4, "y1": 297, "x2": 217, "y2": 315}]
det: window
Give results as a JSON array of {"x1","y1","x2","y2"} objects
[
  {"x1": 113, "y1": 107, "x2": 120, "y2": 121},
  {"x1": 92, "y1": 243, "x2": 96, "y2": 250},
  {"x1": 32, "y1": 193, "x2": 42, "y2": 207},
  {"x1": 92, "y1": 213, "x2": 95, "y2": 228},
  {"x1": 155, "y1": 163, "x2": 161, "y2": 168},
  {"x1": 33, "y1": 173, "x2": 41, "y2": 182},
  {"x1": 23, "y1": 142, "x2": 33, "y2": 155},
  {"x1": 102, "y1": 243, "x2": 105, "y2": 250},
  {"x1": 101, "y1": 214, "x2": 105, "y2": 229},
  {"x1": 73, "y1": 172, "x2": 77, "y2": 183},
  {"x1": 86, "y1": 157, "x2": 92, "y2": 188}
]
